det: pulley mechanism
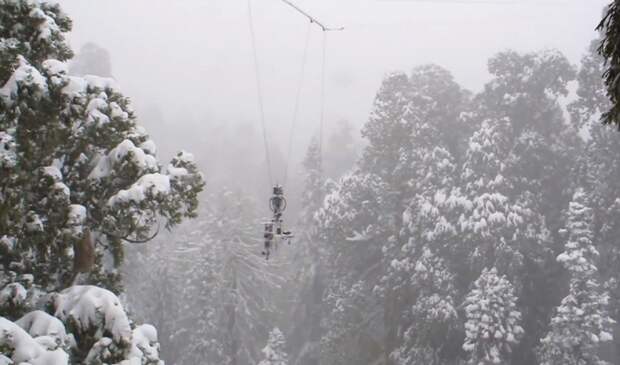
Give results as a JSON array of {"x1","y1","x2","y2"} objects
[{"x1": 263, "y1": 185, "x2": 294, "y2": 259}]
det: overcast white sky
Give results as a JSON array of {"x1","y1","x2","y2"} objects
[{"x1": 56, "y1": 0, "x2": 606, "y2": 145}]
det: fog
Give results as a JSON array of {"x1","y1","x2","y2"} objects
[
  {"x1": 58, "y1": 0, "x2": 603, "y2": 157},
  {"x1": 9, "y1": 1, "x2": 614, "y2": 364}
]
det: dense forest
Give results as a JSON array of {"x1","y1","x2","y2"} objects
[
  {"x1": 1, "y1": 0, "x2": 619, "y2": 365},
  {"x1": 125, "y1": 40, "x2": 620, "y2": 365}
]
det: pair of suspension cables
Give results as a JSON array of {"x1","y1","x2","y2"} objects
[{"x1": 246, "y1": 0, "x2": 343, "y2": 189}]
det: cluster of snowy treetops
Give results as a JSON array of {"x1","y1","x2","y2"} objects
[
  {"x1": 0, "y1": 1, "x2": 204, "y2": 363},
  {"x1": 307, "y1": 40, "x2": 619, "y2": 365},
  {"x1": 127, "y1": 38, "x2": 620, "y2": 365}
]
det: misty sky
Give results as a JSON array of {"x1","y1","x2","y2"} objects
[{"x1": 56, "y1": 0, "x2": 606, "y2": 147}]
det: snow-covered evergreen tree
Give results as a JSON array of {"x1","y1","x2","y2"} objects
[
  {"x1": 462, "y1": 267, "x2": 524, "y2": 365},
  {"x1": 324, "y1": 120, "x2": 358, "y2": 179},
  {"x1": 392, "y1": 247, "x2": 459, "y2": 365},
  {"x1": 359, "y1": 71, "x2": 411, "y2": 181},
  {"x1": 0, "y1": 0, "x2": 204, "y2": 299},
  {"x1": 259, "y1": 327, "x2": 288, "y2": 365},
  {"x1": 316, "y1": 171, "x2": 388, "y2": 365},
  {"x1": 125, "y1": 189, "x2": 283, "y2": 365},
  {"x1": 538, "y1": 189, "x2": 614, "y2": 365},
  {"x1": 0, "y1": 1, "x2": 203, "y2": 363},
  {"x1": 0, "y1": 285, "x2": 164, "y2": 364},
  {"x1": 300, "y1": 136, "x2": 324, "y2": 228},
  {"x1": 287, "y1": 137, "x2": 328, "y2": 365}
]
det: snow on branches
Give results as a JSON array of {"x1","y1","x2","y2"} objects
[
  {"x1": 463, "y1": 267, "x2": 524, "y2": 365},
  {"x1": 1, "y1": 286, "x2": 163, "y2": 365},
  {"x1": 0, "y1": 0, "x2": 204, "y2": 294}
]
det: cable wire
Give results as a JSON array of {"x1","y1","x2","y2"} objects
[
  {"x1": 247, "y1": 0, "x2": 274, "y2": 187},
  {"x1": 283, "y1": 21, "x2": 313, "y2": 186},
  {"x1": 318, "y1": 31, "x2": 327, "y2": 181}
]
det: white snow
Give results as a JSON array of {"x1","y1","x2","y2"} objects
[
  {"x1": 42, "y1": 60, "x2": 68, "y2": 76},
  {"x1": 66, "y1": 205, "x2": 87, "y2": 230},
  {"x1": 89, "y1": 139, "x2": 158, "y2": 180},
  {"x1": 62, "y1": 76, "x2": 88, "y2": 98},
  {"x1": 0, "y1": 56, "x2": 48, "y2": 105},
  {"x1": 29, "y1": 7, "x2": 60, "y2": 41},
  {"x1": 0, "y1": 283, "x2": 26, "y2": 307},
  {"x1": 175, "y1": 150, "x2": 195, "y2": 163},
  {"x1": 26, "y1": 212, "x2": 44, "y2": 232},
  {"x1": 109, "y1": 102, "x2": 129, "y2": 121},
  {"x1": 139, "y1": 140, "x2": 156, "y2": 155},
  {"x1": 166, "y1": 165, "x2": 188, "y2": 177},
  {"x1": 61, "y1": 75, "x2": 119, "y2": 99},
  {"x1": 0, "y1": 132, "x2": 16, "y2": 168},
  {"x1": 52, "y1": 285, "x2": 132, "y2": 344},
  {"x1": 43, "y1": 166, "x2": 62, "y2": 182},
  {"x1": 0, "y1": 236, "x2": 15, "y2": 251},
  {"x1": 107, "y1": 173, "x2": 170, "y2": 206},
  {"x1": 0, "y1": 317, "x2": 68, "y2": 365},
  {"x1": 53, "y1": 182, "x2": 70, "y2": 197},
  {"x1": 126, "y1": 324, "x2": 162, "y2": 364},
  {"x1": 83, "y1": 75, "x2": 119, "y2": 93},
  {"x1": 15, "y1": 311, "x2": 68, "y2": 348},
  {"x1": 86, "y1": 93, "x2": 110, "y2": 125}
]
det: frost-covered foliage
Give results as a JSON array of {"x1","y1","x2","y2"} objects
[
  {"x1": 286, "y1": 139, "x2": 329, "y2": 365},
  {"x1": 538, "y1": 190, "x2": 614, "y2": 365},
  {"x1": 462, "y1": 267, "x2": 524, "y2": 365},
  {"x1": 392, "y1": 248, "x2": 459, "y2": 365},
  {"x1": 569, "y1": 39, "x2": 620, "y2": 358},
  {"x1": 459, "y1": 117, "x2": 539, "y2": 279},
  {"x1": 259, "y1": 327, "x2": 288, "y2": 365},
  {"x1": 0, "y1": 315, "x2": 69, "y2": 365},
  {"x1": 125, "y1": 190, "x2": 285, "y2": 365},
  {"x1": 99, "y1": 34, "x2": 619, "y2": 365},
  {"x1": 308, "y1": 49, "x2": 595, "y2": 365},
  {"x1": 300, "y1": 136, "x2": 324, "y2": 228},
  {"x1": 0, "y1": 1, "x2": 202, "y2": 363},
  {"x1": 0, "y1": 0, "x2": 204, "y2": 300},
  {"x1": 0, "y1": 286, "x2": 162, "y2": 365}
]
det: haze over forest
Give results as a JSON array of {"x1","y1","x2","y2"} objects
[
  {"x1": 1, "y1": 1, "x2": 619, "y2": 365},
  {"x1": 58, "y1": 0, "x2": 604, "y2": 162}
]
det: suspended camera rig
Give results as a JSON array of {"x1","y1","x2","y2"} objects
[{"x1": 247, "y1": 0, "x2": 343, "y2": 259}]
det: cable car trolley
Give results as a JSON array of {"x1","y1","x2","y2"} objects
[{"x1": 247, "y1": 0, "x2": 342, "y2": 259}]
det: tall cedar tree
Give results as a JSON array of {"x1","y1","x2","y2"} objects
[{"x1": 0, "y1": 0, "x2": 204, "y2": 305}]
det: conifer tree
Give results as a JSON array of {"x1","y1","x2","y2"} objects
[
  {"x1": 462, "y1": 267, "x2": 524, "y2": 365},
  {"x1": 459, "y1": 117, "x2": 535, "y2": 280},
  {"x1": 300, "y1": 136, "x2": 324, "y2": 228},
  {"x1": 0, "y1": 0, "x2": 204, "y2": 301},
  {"x1": 360, "y1": 72, "x2": 411, "y2": 181},
  {"x1": 288, "y1": 137, "x2": 327, "y2": 365},
  {"x1": 259, "y1": 327, "x2": 289, "y2": 365},
  {"x1": 392, "y1": 248, "x2": 459, "y2": 365},
  {"x1": 0, "y1": 1, "x2": 202, "y2": 363},
  {"x1": 596, "y1": 1, "x2": 620, "y2": 127},
  {"x1": 316, "y1": 171, "x2": 389, "y2": 365},
  {"x1": 538, "y1": 189, "x2": 614, "y2": 365},
  {"x1": 572, "y1": 39, "x2": 620, "y2": 357}
]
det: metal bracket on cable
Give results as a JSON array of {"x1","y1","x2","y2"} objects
[{"x1": 280, "y1": 0, "x2": 344, "y2": 32}]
